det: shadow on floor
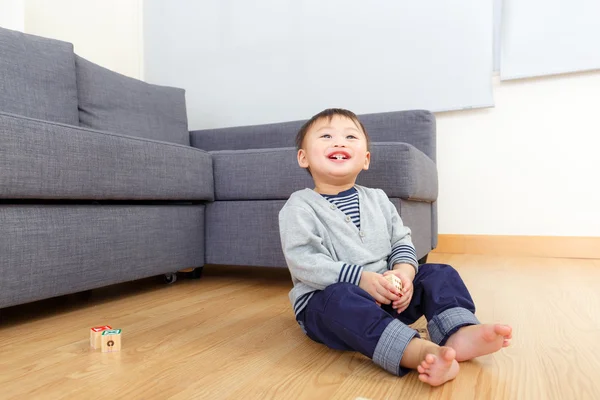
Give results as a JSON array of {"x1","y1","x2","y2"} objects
[
  {"x1": 0, "y1": 276, "x2": 168, "y2": 326},
  {"x1": 0, "y1": 265, "x2": 292, "y2": 327}
]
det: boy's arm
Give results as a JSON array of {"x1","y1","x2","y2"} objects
[
  {"x1": 384, "y1": 196, "x2": 419, "y2": 273},
  {"x1": 279, "y1": 205, "x2": 363, "y2": 290}
]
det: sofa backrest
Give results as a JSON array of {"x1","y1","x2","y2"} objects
[
  {"x1": 190, "y1": 109, "x2": 436, "y2": 162},
  {"x1": 0, "y1": 26, "x2": 79, "y2": 125},
  {"x1": 0, "y1": 26, "x2": 190, "y2": 146},
  {"x1": 76, "y1": 55, "x2": 190, "y2": 146}
]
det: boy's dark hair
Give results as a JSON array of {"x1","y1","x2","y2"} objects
[{"x1": 295, "y1": 108, "x2": 371, "y2": 151}]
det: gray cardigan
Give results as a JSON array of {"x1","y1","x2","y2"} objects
[{"x1": 278, "y1": 185, "x2": 418, "y2": 316}]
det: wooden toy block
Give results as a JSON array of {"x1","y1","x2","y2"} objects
[
  {"x1": 101, "y1": 329, "x2": 122, "y2": 353},
  {"x1": 384, "y1": 274, "x2": 403, "y2": 292},
  {"x1": 90, "y1": 325, "x2": 112, "y2": 349}
]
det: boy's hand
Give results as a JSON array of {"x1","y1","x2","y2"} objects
[
  {"x1": 359, "y1": 271, "x2": 401, "y2": 305},
  {"x1": 384, "y1": 264, "x2": 416, "y2": 313}
]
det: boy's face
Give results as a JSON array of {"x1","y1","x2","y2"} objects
[{"x1": 297, "y1": 115, "x2": 370, "y2": 184}]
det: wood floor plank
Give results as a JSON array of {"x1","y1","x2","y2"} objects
[{"x1": 1, "y1": 255, "x2": 599, "y2": 399}]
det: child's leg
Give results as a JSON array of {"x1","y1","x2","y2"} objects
[
  {"x1": 388, "y1": 263, "x2": 479, "y2": 344},
  {"x1": 298, "y1": 283, "x2": 459, "y2": 385},
  {"x1": 390, "y1": 263, "x2": 511, "y2": 362}
]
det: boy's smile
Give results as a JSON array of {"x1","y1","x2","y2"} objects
[
  {"x1": 297, "y1": 115, "x2": 370, "y2": 193},
  {"x1": 327, "y1": 149, "x2": 351, "y2": 162}
]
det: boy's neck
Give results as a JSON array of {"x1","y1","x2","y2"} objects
[{"x1": 313, "y1": 181, "x2": 356, "y2": 195}]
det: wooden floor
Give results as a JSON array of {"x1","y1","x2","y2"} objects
[{"x1": 1, "y1": 254, "x2": 599, "y2": 399}]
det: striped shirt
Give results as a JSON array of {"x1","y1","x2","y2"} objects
[{"x1": 322, "y1": 187, "x2": 361, "y2": 229}]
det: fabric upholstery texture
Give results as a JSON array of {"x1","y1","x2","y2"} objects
[
  {"x1": 0, "y1": 27, "x2": 79, "y2": 125},
  {"x1": 0, "y1": 29, "x2": 213, "y2": 310},
  {"x1": 210, "y1": 143, "x2": 437, "y2": 201},
  {"x1": 0, "y1": 205, "x2": 204, "y2": 309},
  {"x1": 357, "y1": 143, "x2": 438, "y2": 201},
  {"x1": 205, "y1": 198, "x2": 429, "y2": 268},
  {"x1": 76, "y1": 55, "x2": 190, "y2": 145},
  {"x1": 398, "y1": 199, "x2": 432, "y2": 260},
  {"x1": 0, "y1": 112, "x2": 213, "y2": 200},
  {"x1": 190, "y1": 109, "x2": 436, "y2": 161},
  {"x1": 205, "y1": 200, "x2": 287, "y2": 267}
]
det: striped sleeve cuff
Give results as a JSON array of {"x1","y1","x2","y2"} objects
[
  {"x1": 337, "y1": 264, "x2": 363, "y2": 285},
  {"x1": 387, "y1": 244, "x2": 418, "y2": 270}
]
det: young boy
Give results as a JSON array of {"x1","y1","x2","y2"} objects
[{"x1": 278, "y1": 108, "x2": 512, "y2": 386}]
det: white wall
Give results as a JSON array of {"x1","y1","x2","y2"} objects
[
  {"x1": 500, "y1": 0, "x2": 600, "y2": 80},
  {"x1": 0, "y1": 0, "x2": 24, "y2": 31},
  {"x1": 436, "y1": 72, "x2": 600, "y2": 237},
  {"x1": 23, "y1": 0, "x2": 143, "y2": 79},
  {"x1": 143, "y1": 0, "x2": 494, "y2": 130},
  {"x1": 13, "y1": 3, "x2": 599, "y2": 237}
]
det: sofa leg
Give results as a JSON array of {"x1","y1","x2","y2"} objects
[
  {"x1": 418, "y1": 254, "x2": 428, "y2": 265},
  {"x1": 180, "y1": 267, "x2": 203, "y2": 280}
]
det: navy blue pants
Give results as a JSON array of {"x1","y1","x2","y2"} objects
[{"x1": 296, "y1": 263, "x2": 478, "y2": 376}]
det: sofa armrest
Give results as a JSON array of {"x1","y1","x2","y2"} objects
[
  {"x1": 358, "y1": 110, "x2": 436, "y2": 163},
  {"x1": 190, "y1": 110, "x2": 436, "y2": 163},
  {"x1": 358, "y1": 142, "x2": 438, "y2": 202}
]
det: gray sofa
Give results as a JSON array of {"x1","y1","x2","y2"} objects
[
  {"x1": 0, "y1": 27, "x2": 212, "y2": 309},
  {"x1": 0, "y1": 26, "x2": 438, "y2": 310},
  {"x1": 191, "y1": 113, "x2": 438, "y2": 269}
]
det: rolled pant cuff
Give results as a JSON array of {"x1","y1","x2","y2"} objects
[
  {"x1": 428, "y1": 307, "x2": 480, "y2": 345},
  {"x1": 373, "y1": 319, "x2": 419, "y2": 376}
]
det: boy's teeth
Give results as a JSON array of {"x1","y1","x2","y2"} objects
[{"x1": 335, "y1": 155, "x2": 344, "y2": 160}]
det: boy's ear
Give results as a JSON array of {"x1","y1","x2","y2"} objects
[
  {"x1": 298, "y1": 149, "x2": 309, "y2": 169},
  {"x1": 363, "y1": 151, "x2": 371, "y2": 171}
]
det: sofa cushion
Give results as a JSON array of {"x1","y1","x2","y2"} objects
[
  {"x1": 0, "y1": 27, "x2": 79, "y2": 125},
  {"x1": 75, "y1": 56, "x2": 190, "y2": 146},
  {"x1": 357, "y1": 142, "x2": 438, "y2": 201},
  {"x1": 210, "y1": 142, "x2": 437, "y2": 201},
  {"x1": 0, "y1": 112, "x2": 213, "y2": 201},
  {"x1": 205, "y1": 198, "x2": 431, "y2": 268}
]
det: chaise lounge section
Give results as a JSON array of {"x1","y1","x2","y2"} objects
[
  {"x1": 0, "y1": 27, "x2": 212, "y2": 309},
  {"x1": 0, "y1": 26, "x2": 438, "y2": 310}
]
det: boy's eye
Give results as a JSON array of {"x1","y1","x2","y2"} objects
[
  {"x1": 346, "y1": 135, "x2": 357, "y2": 139},
  {"x1": 320, "y1": 134, "x2": 332, "y2": 139}
]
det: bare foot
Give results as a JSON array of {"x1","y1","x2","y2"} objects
[
  {"x1": 416, "y1": 346, "x2": 460, "y2": 387},
  {"x1": 445, "y1": 324, "x2": 512, "y2": 362}
]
